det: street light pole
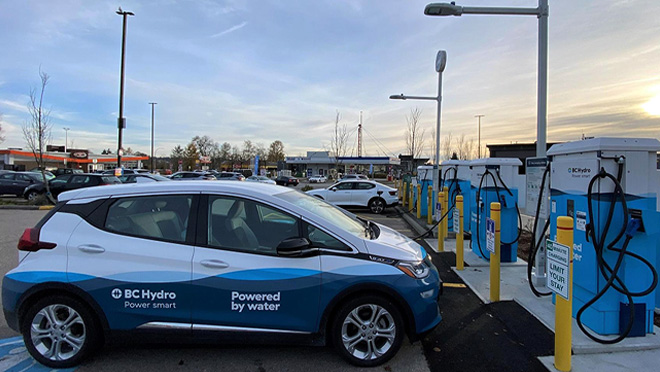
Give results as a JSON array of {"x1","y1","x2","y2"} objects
[
  {"x1": 425, "y1": 1, "x2": 550, "y2": 286},
  {"x1": 390, "y1": 50, "x2": 447, "y2": 221},
  {"x1": 149, "y1": 102, "x2": 157, "y2": 172},
  {"x1": 474, "y1": 114, "x2": 484, "y2": 158},
  {"x1": 63, "y1": 127, "x2": 70, "y2": 153},
  {"x1": 116, "y1": 8, "x2": 134, "y2": 170}
]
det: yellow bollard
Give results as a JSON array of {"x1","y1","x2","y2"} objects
[
  {"x1": 456, "y1": 195, "x2": 464, "y2": 270},
  {"x1": 402, "y1": 182, "x2": 407, "y2": 206},
  {"x1": 555, "y1": 216, "x2": 574, "y2": 372},
  {"x1": 442, "y1": 186, "x2": 449, "y2": 237},
  {"x1": 427, "y1": 185, "x2": 433, "y2": 225},
  {"x1": 408, "y1": 184, "x2": 414, "y2": 212},
  {"x1": 398, "y1": 180, "x2": 403, "y2": 201},
  {"x1": 437, "y1": 192, "x2": 445, "y2": 252},
  {"x1": 416, "y1": 184, "x2": 422, "y2": 219},
  {"x1": 490, "y1": 202, "x2": 501, "y2": 302}
]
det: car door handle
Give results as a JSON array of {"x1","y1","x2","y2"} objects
[
  {"x1": 200, "y1": 259, "x2": 229, "y2": 269},
  {"x1": 78, "y1": 245, "x2": 105, "y2": 254}
]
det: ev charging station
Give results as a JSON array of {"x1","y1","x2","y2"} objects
[
  {"x1": 469, "y1": 158, "x2": 522, "y2": 262},
  {"x1": 416, "y1": 165, "x2": 435, "y2": 217},
  {"x1": 548, "y1": 137, "x2": 660, "y2": 340},
  {"x1": 442, "y1": 159, "x2": 472, "y2": 232}
]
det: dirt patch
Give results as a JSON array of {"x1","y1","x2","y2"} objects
[{"x1": 517, "y1": 230, "x2": 533, "y2": 262}]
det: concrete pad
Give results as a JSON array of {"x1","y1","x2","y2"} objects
[
  {"x1": 452, "y1": 259, "x2": 660, "y2": 355},
  {"x1": 538, "y1": 349, "x2": 660, "y2": 372}
]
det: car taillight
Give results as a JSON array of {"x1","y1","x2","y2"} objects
[
  {"x1": 17, "y1": 228, "x2": 56, "y2": 252},
  {"x1": 389, "y1": 191, "x2": 397, "y2": 196}
]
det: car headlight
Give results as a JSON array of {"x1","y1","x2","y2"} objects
[{"x1": 396, "y1": 259, "x2": 430, "y2": 279}]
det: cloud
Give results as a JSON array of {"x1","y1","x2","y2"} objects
[{"x1": 210, "y1": 21, "x2": 247, "y2": 38}]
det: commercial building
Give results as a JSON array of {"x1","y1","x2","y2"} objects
[
  {"x1": 1, "y1": 146, "x2": 148, "y2": 172},
  {"x1": 284, "y1": 151, "x2": 400, "y2": 178}
]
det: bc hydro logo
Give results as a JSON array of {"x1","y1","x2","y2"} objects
[{"x1": 111, "y1": 288, "x2": 122, "y2": 299}]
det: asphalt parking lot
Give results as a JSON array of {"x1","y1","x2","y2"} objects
[{"x1": 0, "y1": 198, "x2": 554, "y2": 371}]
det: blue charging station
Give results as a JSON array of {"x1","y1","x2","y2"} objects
[
  {"x1": 548, "y1": 138, "x2": 660, "y2": 337},
  {"x1": 469, "y1": 158, "x2": 522, "y2": 262},
  {"x1": 442, "y1": 160, "x2": 471, "y2": 232}
]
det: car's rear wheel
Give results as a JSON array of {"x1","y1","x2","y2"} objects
[
  {"x1": 332, "y1": 295, "x2": 403, "y2": 367},
  {"x1": 368, "y1": 198, "x2": 386, "y2": 214},
  {"x1": 21, "y1": 295, "x2": 100, "y2": 368},
  {"x1": 26, "y1": 191, "x2": 39, "y2": 201}
]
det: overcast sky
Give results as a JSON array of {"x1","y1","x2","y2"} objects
[{"x1": 1, "y1": 0, "x2": 659, "y2": 158}]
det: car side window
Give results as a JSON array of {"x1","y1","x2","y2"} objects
[
  {"x1": 104, "y1": 195, "x2": 193, "y2": 243},
  {"x1": 16, "y1": 174, "x2": 32, "y2": 182},
  {"x1": 0, "y1": 174, "x2": 15, "y2": 180},
  {"x1": 171, "y1": 173, "x2": 183, "y2": 179},
  {"x1": 70, "y1": 175, "x2": 90, "y2": 184},
  {"x1": 356, "y1": 182, "x2": 375, "y2": 190},
  {"x1": 307, "y1": 224, "x2": 351, "y2": 251},
  {"x1": 336, "y1": 182, "x2": 354, "y2": 190},
  {"x1": 207, "y1": 196, "x2": 300, "y2": 255}
]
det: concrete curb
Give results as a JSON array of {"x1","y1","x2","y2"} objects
[
  {"x1": 0, "y1": 205, "x2": 54, "y2": 210},
  {"x1": 395, "y1": 206, "x2": 433, "y2": 237}
]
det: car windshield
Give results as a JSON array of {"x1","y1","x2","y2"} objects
[
  {"x1": 274, "y1": 190, "x2": 367, "y2": 239},
  {"x1": 149, "y1": 174, "x2": 171, "y2": 181}
]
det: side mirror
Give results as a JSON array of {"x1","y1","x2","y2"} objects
[
  {"x1": 276, "y1": 238, "x2": 314, "y2": 257},
  {"x1": 331, "y1": 187, "x2": 337, "y2": 192}
]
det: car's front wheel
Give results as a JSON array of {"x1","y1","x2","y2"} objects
[
  {"x1": 368, "y1": 198, "x2": 386, "y2": 214},
  {"x1": 21, "y1": 295, "x2": 101, "y2": 368},
  {"x1": 332, "y1": 295, "x2": 404, "y2": 367},
  {"x1": 26, "y1": 190, "x2": 39, "y2": 201}
]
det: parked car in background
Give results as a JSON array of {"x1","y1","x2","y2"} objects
[
  {"x1": 102, "y1": 169, "x2": 150, "y2": 176},
  {"x1": 305, "y1": 180, "x2": 398, "y2": 214},
  {"x1": 216, "y1": 171, "x2": 246, "y2": 181},
  {"x1": 119, "y1": 174, "x2": 172, "y2": 183},
  {"x1": 0, "y1": 172, "x2": 44, "y2": 197},
  {"x1": 341, "y1": 174, "x2": 368, "y2": 181},
  {"x1": 308, "y1": 175, "x2": 327, "y2": 183},
  {"x1": 275, "y1": 175, "x2": 299, "y2": 186},
  {"x1": 27, "y1": 168, "x2": 56, "y2": 180},
  {"x1": 246, "y1": 175, "x2": 276, "y2": 184},
  {"x1": 170, "y1": 171, "x2": 216, "y2": 181},
  {"x1": 23, "y1": 173, "x2": 122, "y2": 200},
  {"x1": 52, "y1": 168, "x2": 84, "y2": 177}
]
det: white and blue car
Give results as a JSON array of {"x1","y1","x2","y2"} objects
[{"x1": 2, "y1": 182, "x2": 441, "y2": 368}]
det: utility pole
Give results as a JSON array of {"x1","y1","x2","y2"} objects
[
  {"x1": 149, "y1": 102, "x2": 157, "y2": 172},
  {"x1": 357, "y1": 111, "x2": 363, "y2": 157},
  {"x1": 63, "y1": 127, "x2": 70, "y2": 153},
  {"x1": 475, "y1": 114, "x2": 485, "y2": 158},
  {"x1": 116, "y1": 7, "x2": 134, "y2": 170}
]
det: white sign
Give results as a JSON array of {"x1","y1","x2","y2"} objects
[
  {"x1": 453, "y1": 209, "x2": 460, "y2": 233},
  {"x1": 525, "y1": 157, "x2": 549, "y2": 218},
  {"x1": 576, "y1": 211, "x2": 586, "y2": 232},
  {"x1": 486, "y1": 218, "x2": 495, "y2": 253},
  {"x1": 546, "y1": 240, "x2": 570, "y2": 300}
]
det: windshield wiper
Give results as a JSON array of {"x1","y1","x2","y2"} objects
[{"x1": 356, "y1": 216, "x2": 373, "y2": 239}]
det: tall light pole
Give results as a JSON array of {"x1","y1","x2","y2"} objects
[
  {"x1": 390, "y1": 50, "x2": 447, "y2": 221},
  {"x1": 63, "y1": 127, "x2": 70, "y2": 153},
  {"x1": 116, "y1": 7, "x2": 134, "y2": 171},
  {"x1": 425, "y1": 1, "x2": 549, "y2": 286},
  {"x1": 149, "y1": 102, "x2": 157, "y2": 172},
  {"x1": 474, "y1": 114, "x2": 484, "y2": 158}
]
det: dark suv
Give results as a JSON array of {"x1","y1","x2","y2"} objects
[
  {"x1": 23, "y1": 173, "x2": 122, "y2": 200},
  {"x1": 275, "y1": 175, "x2": 299, "y2": 186}
]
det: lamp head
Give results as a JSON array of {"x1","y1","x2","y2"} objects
[
  {"x1": 424, "y1": 2, "x2": 463, "y2": 16},
  {"x1": 389, "y1": 94, "x2": 406, "y2": 100}
]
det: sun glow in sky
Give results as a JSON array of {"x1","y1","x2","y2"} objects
[{"x1": 642, "y1": 95, "x2": 660, "y2": 116}]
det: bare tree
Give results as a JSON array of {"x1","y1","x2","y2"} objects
[
  {"x1": 328, "y1": 111, "x2": 350, "y2": 171},
  {"x1": 405, "y1": 107, "x2": 426, "y2": 160},
  {"x1": 456, "y1": 134, "x2": 477, "y2": 160},
  {"x1": 0, "y1": 113, "x2": 5, "y2": 143},
  {"x1": 22, "y1": 70, "x2": 54, "y2": 201},
  {"x1": 440, "y1": 132, "x2": 453, "y2": 161},
  {"x1": 267, "y1": 140, "x2": 285, "y2": 163}
]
